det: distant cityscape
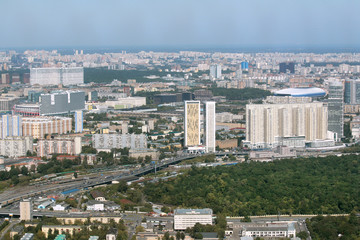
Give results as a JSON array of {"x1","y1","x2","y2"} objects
[{"x1": 0, "y1": 47, "x2": 359, "y2": 240}]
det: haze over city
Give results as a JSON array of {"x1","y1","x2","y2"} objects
[{"x1": 1, "y1": 0, "x2": 360, "y2": 50}]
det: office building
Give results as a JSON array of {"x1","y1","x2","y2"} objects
[
  {"x1": 174, "y1": 209, "x2": 213, "y2": 230},
  {"x1": 0, "y1": 115, "x2": 22, "y2": 139},
  {"x1": 205, "y1": 102, "x2": 216, "y2": 153},
  {"x1": 74, "y1": 110, "x2": 83, "y2": 133},
  {"x1": 92, "y1": 134, "x2": 147, "y2": 151},
  {"x1": 344, "y1": 79, "x2": 360, "y2": 104},
  {"x1": 210, "y1": 65, "x2": 222, "y2": 79},
  {"x1": 39, "y1": 90, "x2": 85, "y2": 115},
  {"x1": 28, "y1": 90, "x2": 44, "y2": 103},
  {"x1": 37, "y1": 137, "x2": 82, "y2": 157},
  {"x1": 279, "y1": 62, "x2": 295, "y2": 74},
  {"x1": 30, "y1": 67, "x2": 84, "y2": 86},
  {"x1": 241, "y1": 61, "x2": 249, "y2": 70},
  {"x1": 1, "y1": 73, "x2": 10, "y2": 84},
  {"x1": 245, "y1": 102, "x2": 328, "y2": 149},
  {"x1": 88, "y1": 91, "x2": 98, "y2": 102},
  {"x1": 0, "y1": 96, "x2": 20, "y2": 111},
  {"x1": 0, "y1": 136, "x2": 33, "y2": 157},
  {"x1": 153, "y1": 92, "x2": 194, "y2": 105},
  {"x1": 22, "y1": 116, "x2": 72, "y2": 139},
  {"x1": 184, "y1": 101, "x2": 201, "y2": 147},
  {"x1": 20, "y1": 199, "x2": 32, "y2": 221},
  {"x1": 327, "y1": 81, "x2": 344, "y2": 140}
]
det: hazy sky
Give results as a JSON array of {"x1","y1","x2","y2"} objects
[{"x1": 1, "y1": 0, "x2": 360, "y2": 49}]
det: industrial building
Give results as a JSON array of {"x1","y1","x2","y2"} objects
[
  {"x1": 39, "y1": 90, "x2": 85, "y2": 115},
  {"x1": 174, "y1": 209, "x2": 213, "y2": 230},
  {"x1": 30, "y1": 67, "x2": 84, "y2": 86}
]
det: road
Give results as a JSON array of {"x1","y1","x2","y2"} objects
[{"x1": 0, "y1": 152, "x2": 248, "y2": 207}]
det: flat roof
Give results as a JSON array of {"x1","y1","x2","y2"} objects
[{"x1": 174, "y1": 208, "x2": 213, "y2": 215}]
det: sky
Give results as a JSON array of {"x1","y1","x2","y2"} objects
[{"x1": 1, "y1": 0, "x2": 360, "y2": 50}]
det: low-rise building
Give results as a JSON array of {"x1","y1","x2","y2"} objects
[{"x1": 174, "y1": 209, "x2": 213, "y2": 230}]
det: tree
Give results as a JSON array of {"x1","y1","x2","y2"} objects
[
  {"x1": 297, "y1": 231, "x2": 309, "y2": 240},
  {"x1": 117, "y1": 181, "x2": 128, "y2": 193},
  {"x1": 135, "y1": 225, "x2": 145, "y2": 233},
  {"x1": 21, "y1": 166, "x2": 28, "y2": 176}
]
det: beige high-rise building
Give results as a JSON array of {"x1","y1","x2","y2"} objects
[
  {"x1": 184, "y1": 101, "x2": 201, "y2": 147},
  {"x1": 22, "y1": 116, "x2": 72, "y2": 139},
  {"x1": 20, "y1": 199, "x2": 32, "y2": 221},
  {"x1": 245, "y1": 102, "x2": 328, "y2": 149}
]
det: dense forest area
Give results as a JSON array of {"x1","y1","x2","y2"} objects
[
  {"x1": 306, "y1": 214, "x2": 360, "y2": 240},
  {"x1": 84, "y1": 68, "x2": 168, "y2": 83},
  {"x1": 144, "y1": 155, "x2": 360, "y2": 216},
  {"x1": 210, "y1": 87, "x2": 271, "y2": 100}
]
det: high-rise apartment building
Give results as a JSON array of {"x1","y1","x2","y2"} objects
[
  {"x1": 205, "y1": 102, "x2": 216, "y2": 153},
  {"x1": 92, "y1": 134, "x2": 148, "y2": 151},
  {"x1": 245, "y1": 102, "x2": 328, "y2": 149},
  {"x1": 327, "y1": 81, "x2": 344, "y2": 140},
  {"x1": 344, "y1": 79, "x2": 360, "y2": 104},
  {"x1": 74, "y1": 110, "x2": 83, "y2": 133},
  {"x1": 37, "y1": 137, "x2": 82, "y2": 157},
  {"x1": 22, "y1": 116, "x2": 72, "y2": 139},
  {"x1": 20, "y1": 199, "x2": 32, "y2": 221},
  {"x1": 0, "y1": 136, "x2": 33, "y2": 157},
  {"x1": 209, "y1": 65, "x2": 222, "y2": 80},
  {"x1": 184, "y1": 101, "x2": 201, "y2": 147},
  {"x1": 30, "y1": 67, "x2": 84, "y2": 86},
  {"x1": 0, "y1": 115, "x2": 22, "y2": 139}
]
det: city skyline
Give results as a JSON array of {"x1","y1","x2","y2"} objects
[{"x1": 1, "y1": 0, "x2": 360, "y2": 50}]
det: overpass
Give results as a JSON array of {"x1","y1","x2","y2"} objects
[{"x1": 0, "y1": 152, "x2": 247, "y2": 207}]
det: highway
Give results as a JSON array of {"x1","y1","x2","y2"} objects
[{"x1": 0, "y1": 152, "x2": 247, "y2": 207}]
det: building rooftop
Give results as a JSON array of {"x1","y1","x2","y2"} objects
[{"x1": 174, "y1": 208, "x2": 213, "y2": 215}]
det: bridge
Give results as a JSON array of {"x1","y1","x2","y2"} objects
[{"x1": 0, "y1": 152, "x2": 247, "y2": 208}]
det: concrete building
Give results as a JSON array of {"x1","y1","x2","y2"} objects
[
  {"x1": 327, "y1": 81, "x2": 344, "y2": 140},
  {"x1": 20, "y1": 199, "x2": 32, "y2": 221},
  {"x1": 0, "y1": 136, "x2": 33, "y2": 157},
  {"x1": 210, "y1": 65, "x2": 222, "y2": 80},
  {"x1": 0, "y1": 115, "x2": 22, "y2": 139},
  {"x1": 344, "y1": 79, "x2": 360, "y2": 104},
  {"x1": 36, "y1": 137, "x2": 82, "y2": 157},
  {"x1": 241, "y1": 223, "x2": 296, "y2": 238},
  {"x1": 22, "y1": 116, "x2": 72, "y2": 139},
  {"x1": 174, "y1": 209, "x2": 213, "y2": 230},
  {"x1": 0, "y1": 95, "x2": 20, "y2": 111},
  {"x1": 205, "y1": 102, "x2": 216, "y2": 153},
  {"x1": 184, "y1": 101, "x2": 201, "y2": 147},
  {"x1": 92, "y1": 134, "x2": 147, "y2": 151},
  {"x1": 245, "y1": 102, "x2": 329, "y2": 149},
  {"x1": 74, "y1": 110, "x2": 83, "y2": 133},
  {"x1": 39, "y1": 90, "x2": 85, "y2": 115},
  {"x1": 104, "y1": 97, "x2": 146, "y2": 109},
  {"x1": 30, "y1": 67, "x2": 84, "y2": 86}
]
